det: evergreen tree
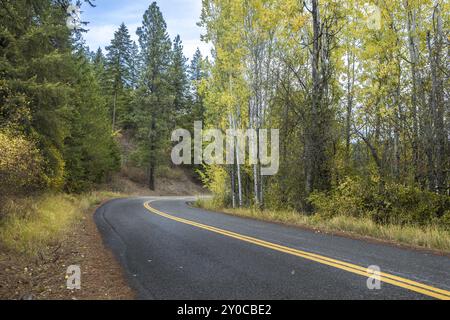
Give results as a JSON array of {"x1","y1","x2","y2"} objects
[
  {"x1": 170, "y1": 35, "x2": 189, "y2": 118},
  {"x1": 92, "y1": 47, "x2": 109, "y2": 92},
  {"x1": 189, "y1": 48, "x2": 207, "y2": 123},
  {"x1": 105, "y1": 23, "x2": 134, "y2": 130},
  {"x1": 134, "y1": 2, "x2": 173, "y2": 190},
  {"x1": 64, "y1": 51, "x2": 121, "y2": 192},
  {"x1": 190, "y1": 48, "x2": 206, "y2": 82},
  {"x1": 0, "y1": 0, "x2": 119, "y2": 193},
  {"x1": 129, "y1": 41, "x2": 141, "y2": 89}
]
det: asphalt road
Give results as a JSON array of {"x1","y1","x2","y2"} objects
[{"x1": 94, "y1": 197, "x2": 450, "y2": 300}]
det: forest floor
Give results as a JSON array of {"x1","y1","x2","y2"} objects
[{"x1": 0, "y1": 168, "x2": 206, "y2": 300}]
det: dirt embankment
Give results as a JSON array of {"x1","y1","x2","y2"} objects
[{"x1": 108, "y1": 166, "x2": 206, "y2": 196}]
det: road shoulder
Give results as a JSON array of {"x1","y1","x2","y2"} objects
[{"x1": 0, "y1": 198, "x2": 135, "y2": 300}]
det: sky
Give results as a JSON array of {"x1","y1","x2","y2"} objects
[{"x1": 81, "y1": 0, "x2": 211, "y2": 60}]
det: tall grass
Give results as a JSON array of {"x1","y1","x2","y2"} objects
[
  {"x1": 195, "y1": 199, "x2": 450, "y2": 252},
  {"x1": 0, "y1": 191, "x2": 121, "y2": 257}
]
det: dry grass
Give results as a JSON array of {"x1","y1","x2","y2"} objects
[
  {"x1": 195, "y1": 199, "x2": 450, "y2": 253},
  {"x1": 0, "y1": 191, "x2": 122, "y2": 257},
  {"x1": 0, "y1": 190, "x2": 134, "y2": 300},
  {"x1": 0, "y1": 168, "x2": 205, "y2": 258},
  {"x1": 0, "y1": 169, "x2": 204, "y2": 299}
]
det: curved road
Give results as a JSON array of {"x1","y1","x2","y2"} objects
[{"x1": 94, "y1": 197, "x2": 450, "y2": 300}]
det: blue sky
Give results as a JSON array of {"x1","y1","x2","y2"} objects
[{"x1": 81, "y1": 0, "x2": 211, "y2": 60}]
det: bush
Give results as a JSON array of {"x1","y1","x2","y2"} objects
[
  {"x1": 309, "y1": 177, "x2": 368, "y2": 219},
  {"x1": 442, "y1": 211, "x2": 450, "y2": 230},
  {"x1": 0, "y1": 131, "x2": 45, "y2": 206},
  {"x1": 373, "y1": 183, "x2": 448, "y2": 226},
  {"x1": 309, "y1": 176, "x2": 450, "y2": 228},
  {"x1": 198, "y1": 165, "x2": 229, "y2": 207}
]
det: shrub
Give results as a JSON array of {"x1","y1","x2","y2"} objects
[
  {"x1": 309, "y1": 176, "x2": 371, "y2": 219},
  {"x1": 198, "y1": 165, "x2": 229, "y2": 207},
  {"x1": 373, "y1": 183, "x2": 447, "y2": 226},
  {"x1": 309, "y1": 176, "x2": 450, "y2": 228},
  {"x1": 442, "y1": 211, "x2": 450, "y2": 230},
  {"x1": 0, "y1": 131, "x2": 45, "y2": 206}
]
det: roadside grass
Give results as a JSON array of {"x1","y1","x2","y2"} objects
[
  {"x1": 0, "y1": 191, "x2": 122, "y2": 257},
  {"x1": 195, "y1": 199, "x2": 450, "y2": 253},
  {"x1": 0, "y1": 169, "x2": 205, "y2": 259}
]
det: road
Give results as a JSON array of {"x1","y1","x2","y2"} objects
[{"x1": 94, "y1": 197, "x2": 450, "y2": 300}]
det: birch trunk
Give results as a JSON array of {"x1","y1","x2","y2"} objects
[
  {"x1": 233, "y1": 114, "x2": 243, "y2": 207},
  {"x1": 428, "y1": 3, "x2": 446, "y2": 194}
]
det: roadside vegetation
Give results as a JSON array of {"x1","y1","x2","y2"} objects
[
  {"x1": 0, "y1": 0, "x2": 204, "y2": 258},
  {"x1": 0, "y1": 165, "x2": 203, "y2": 259},
  {"x1": 0, "y1": 0, "x2": 449, "y2": 299},
  {"x1": 0, "y1": 188, "x2": 135, "y2": 300},
  {"x1": 196, "y1": 198, "x2": 450, "y2": 253},
  {"x1": 0, "y1": 192, "x2": 119, "y2": 257},
  {"x1": 0, "y1": 167, "x2": 200, "y2": 299},
  {"x1": 195, "y1": 0, "x2": 449, "y2": 250}
]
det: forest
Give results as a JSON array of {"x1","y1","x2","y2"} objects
[
  {"x1": 0, "y1": 0, "x2": 205, "y2": 197},
  {"x1": 1, "y1": 0, "x2": 449, "y2": 232},
  {"x1": 198, "y1": 0, "x2": 449, "y2": 230}
]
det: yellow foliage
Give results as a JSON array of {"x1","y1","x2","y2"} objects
[
  {"x1": 0, "y1": 191, "x2": 122, "y2": 257},
  {"x1": 198, "y1": 165, "x2": 229, "y2": 207},
  {"x1": 0, "y1": 131, "x2": 45, "y2": 199}
]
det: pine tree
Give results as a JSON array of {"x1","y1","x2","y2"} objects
[
  {"x1": 134, "y1": 2, "x2": 173, "y2": 190},
  {"x1": 92, "y1": 47, "x2": 109, "y2": 92},
  {"x1": 105, "y1": 23, "x2": 134, "y2": 131},
  {"x1": 170, "y1": 35, "x2": 189, "y2": 118},
  {"x1": 189, "y1": 48, "x2": 207, "y2": 123},
  {"x1": 0, "y1": 0, "x2": 119, "y2": 193},
  {"x1": 64, "y1": 51, "x2": 120, "y2": 192},
  {"x1": 129, "y1": 41, "x2": 141, "y2": 89}
]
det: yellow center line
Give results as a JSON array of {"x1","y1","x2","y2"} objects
[{"x1": 143, "y1": 201, "x2": 450, "y2": 300}]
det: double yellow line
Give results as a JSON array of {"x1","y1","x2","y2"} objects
[{"x1": 143, "y1": 201, "x2": 450, "y2": 300}]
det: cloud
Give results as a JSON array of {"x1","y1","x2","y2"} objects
[
  {"x1": 183, "y1": 40, "x2": 212, "y2": 60},
  {"x1": 83, "y1": 24, "x2": 116, "y2": 50},
  {"x1": 82, "y1": 0, "x2": 211, "y2": 58}
]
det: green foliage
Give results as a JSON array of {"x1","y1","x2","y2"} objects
[
  {"x1": 132, "y1": 2, "x2": 175, "y2": 190},
  {"x1": 104, "y1": 23, "x2": 137, "y2": 129},
  {"x1": 170, "y1": 35, "x2": 190, "y2": 119},
  {"x1": 63, "y1": 54, "x2": 121, "y2": 192},
  {"x1": 106, "y1": 23, "x2": 134, "y2": 89},
  {"x1": 189, "y1": 48, "x2": 208, "y2": 123},
  {"x1": 199, "y1": 0, "x2": 448, "y2": 231},
  {"x1": 373, "y1": 184, "x2": 449, "y2": 227},
  {"x1": 309, "y1": 177, "x2": 368, "y2": 219},
  {"x1": 310, "y1": 177, "x2": 450, "y2": 228},
  {"x1": 0, "y1": 0, "x2": 120, "y2": 195}
]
